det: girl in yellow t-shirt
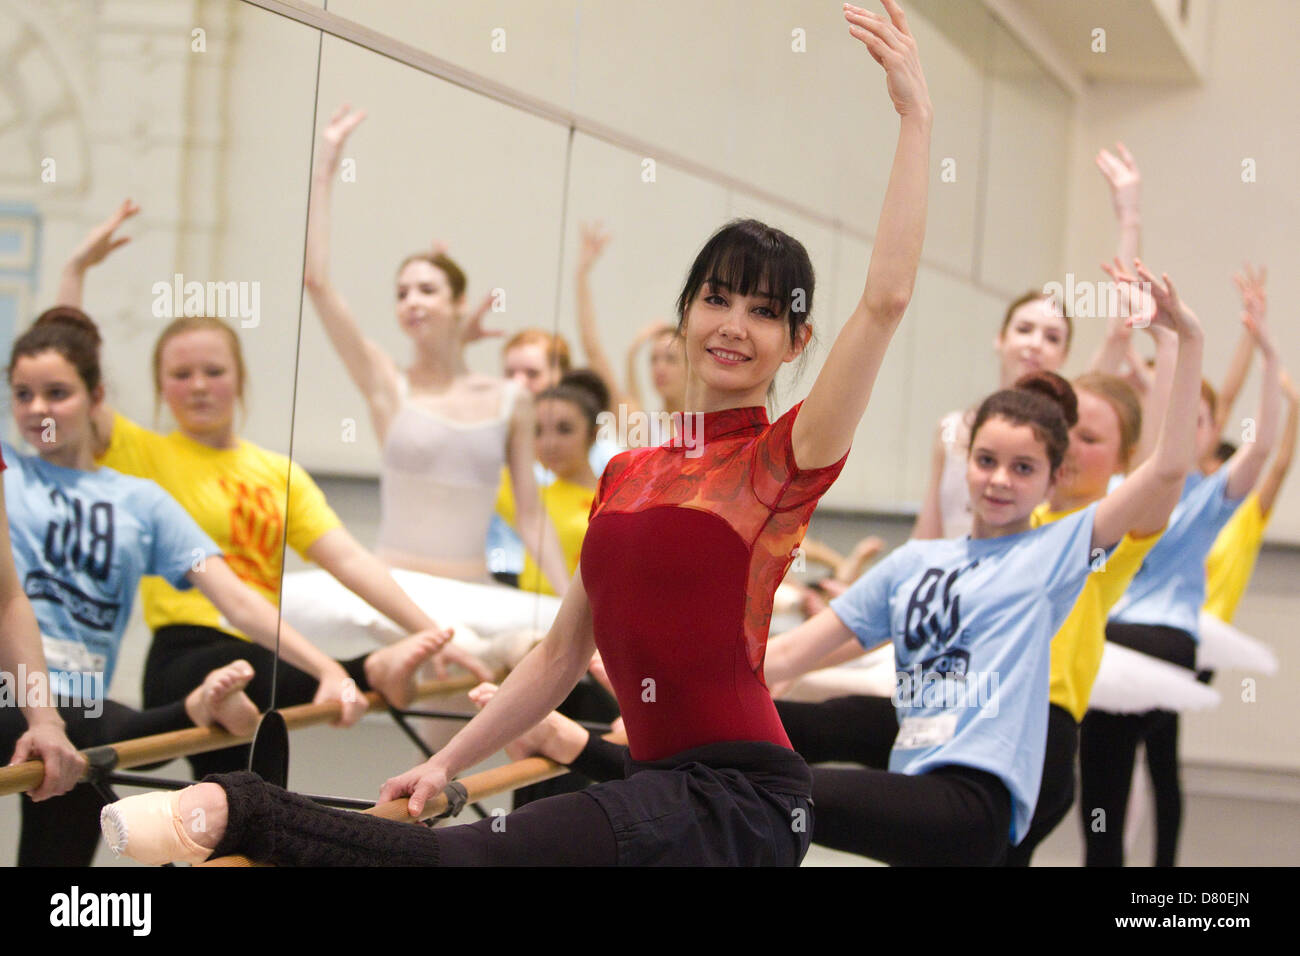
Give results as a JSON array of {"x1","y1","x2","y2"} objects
[
  {"x1": 495, "y1": 383, "x2": 600, "y2": 596},
  {"x1": 58, "y1": 202, "x2": 485, "y2": 778}
]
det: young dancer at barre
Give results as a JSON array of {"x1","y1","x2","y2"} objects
[
  {"x1": 100, "y1": 0, "x2": 932, "y2": 867},
  {"x1": 1079, "y1": 267, "x2": 1282, "y2": 868},
  {"x1": 55, "y1": 220, "x2": 472, "y2": 779},
  {"x1": 468, "y1": 269, "x2": 1205, "y2": 866},
  {"x1": 0, "y1": 310, "x2": 443, "y2": 864},
  {"x1": 301, "y1": 105, "x2": 570, "y2": 597},
  {"x1": 488, "y1": 331, "x2": 620, "y2": 588}
]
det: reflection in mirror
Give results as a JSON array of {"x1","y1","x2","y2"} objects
[
  {"x1": 0, "y1": 0, "x2": 338, "y2": 865},
  {"x1": 277, "y1": 33, "x2": 579, "y2": 760}
]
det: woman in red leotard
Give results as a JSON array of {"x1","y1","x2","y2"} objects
[{"x1": 101, "y1": 0, "x2": 932, "y2": 867}]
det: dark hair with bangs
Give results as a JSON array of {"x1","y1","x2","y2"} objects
[{"x1": 675, "y1": 219, "x2": 814, "y2": 348}]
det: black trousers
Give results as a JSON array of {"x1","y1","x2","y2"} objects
[
  {"x1": 1079, "y1": 622, "x2": 1195, "y2": 867},
  {"x1": 144, "y1": 625, "x2": 370, "y2": 779},
  {"x1": 1004, "y1": 703, "x2": 1079, "y2": 866},
  {"x1": 571, "y1": 694, "x2": 1011, "y2": 865},
  {"x1": 205, "y1": 741, "x2": 811, "y2": 866},
  {"x1": 1, "y1": 699, "x2": 190, "y2": 866}
]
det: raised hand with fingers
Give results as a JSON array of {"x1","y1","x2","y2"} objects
[
  {"x1": 459, "y1": 291, "x2": 502, "y2": 347},
  {"x1": 70, "y1": 199, "x2": 140, "y2": 271},
  {"x1": 844, "y1": 2, "x2": 931, "y2": 119},
  {"x1": 317, "y1": 103, "x2": 367, "y2": 179},
  {"x1": 1096, "y1": 142, "x2": 1141, "y2": 221},
  {"x1": 1100, "y1": 256, "x2": 1157, "y2": 332},
  {"x1": 578, "y1": 221, "x2": 611, "y2": 274},
  {"x1": 1130, "y1": 259, "x2": 1203, "y2": 340}
]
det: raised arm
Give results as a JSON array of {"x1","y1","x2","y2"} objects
[
  {"x1": 1213, "y1": 266, "x2": 1267, "y2": 438},
  {"x1": 56, "y1": 199, "x2": 139, "y2": 310},
  {"x1": 379, "y1": 565, "x2": 598, "y2": 815},
  {"x1": 1102, "y1": 259, "x2": 1177, "y2": 471},
  {"x1": 574, "y1": 222, "x2": 641, "y2": 416},
  {"x1": 302, "y1": 104, "x2": 403, "y2": 439},
  {"x1": 1093, "y1": 262, "x2": 1204, "y2": 549},
  {"x1": 504, "y1": 393, "x2": 572, "y2": 597},
  {"x1": 1096, "y1": 143, "x2": 1141, "y2": 270},
  {"x1": 1223, "y1": 278, "x2": 1281, "y2": 501},
  {"x1": 624, "y1": 321, "x2": 672, "y2": 421},
  {"x1": 1256, "y1": 371, "x2": 1298, "y2": 515},
  {"x1": 792, "y1": 0, "x2": 932, "y2": 470},
  {"x1": 55, "y1": 202, "x2": 141, "y2": 453},
  {"x1": 911, "y1": 420, "x2": 950, "y2": 539}
]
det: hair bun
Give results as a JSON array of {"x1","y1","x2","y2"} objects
[
  {"x1": 33, "y1": 306, "x2": 103, "y2": 350},
  {"x1": 1013, "y1": 370, "x2": 1078, "y2": 428}
]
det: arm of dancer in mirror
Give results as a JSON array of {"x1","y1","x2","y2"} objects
[
  {"x1": 303, "y1": 526, "x2": 492, "y2": 682},
  {"x1": 1256, "y1": 370, "x2": 1299, "y2": 516},
  {"x1": 792, "y1": 0, "x2": 932, "y2": 471},
  {"x1": 1212, "y1": 265, "x2": 1267, "y2": 440},
  {"x1": 302, "y1": 104, "x2": 405, "y2": 441},
  {"x1": 0, "y1": 482, "x2": 86, "y2": 800},
  {"x1": 56, "y1": 199, "x2": 140, "y2": 310},
  {"x1": 379, "y1": 564, "x2": 597, "y2": 815},
  {"x1": 575, "y1": 221, "x2": 642, "y2": 417},
  {"x1": 504, "y1": 391, "x2": 571, "y2": 597},
  {"x1": 910, "y1": 423, "x2": 948, "y2": 539},
  {"x1": 1092, "y1": 261, "x2": 1205, "y2": 550},
  {"x1": 622, "y1": 321, "x2": 671, "y2": 426}
]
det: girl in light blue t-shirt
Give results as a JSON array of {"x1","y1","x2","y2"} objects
[
  {"x1": 764, "y1": 263, "x2": 1208, "y2": 864},
  {"x1": 2, "y1": 308, "x2": 444, "y2": 865}
]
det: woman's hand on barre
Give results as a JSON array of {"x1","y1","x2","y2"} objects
[{"x1": 380, "y1": 757, "x2": 450, "y2": 818}]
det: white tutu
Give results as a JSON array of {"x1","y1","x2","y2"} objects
[
  {"x1": 780, "y1": 644, "x2": 897, "y2": 702},
  {"x1": 279, "y1": 568, "x2": 562, "y2": 673},
  {"x1": 1087, "y1": 642, "x2": 1221, "y2": 714},
  {"x1": 1195, "y1": 611, "x2": 1279, "y2": 675}
]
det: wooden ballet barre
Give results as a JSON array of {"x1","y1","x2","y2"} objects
[
  {"x1": 0, "y1": 675, "x2": 483, "y2": 798},
  {"x1": 198, "y1": 754, "x2": 571, "y2": 867}
]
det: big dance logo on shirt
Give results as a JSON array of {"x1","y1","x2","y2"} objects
[
  {"x1": 895, "y1": 561, "x2": 999, "y2": 717},
  {"x1": 28, "y1": 490, "x2": 120, "y2": 631},
  {"x1": 217, "y1": 477, "x2": 284, "y2": 593}
]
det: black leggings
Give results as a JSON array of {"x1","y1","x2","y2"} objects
[
  {"x1": 1, "y1": 699, "x2": 190, "y2": 866},
  {"x1": 144, "y1": 625, "x2": 370, "y2": 778},
  {"x1": 204, "y1": 741, "x2": 811, "y2": 867},
  {"x1": 570, "y1": 695, "x2": 1011, "y2": 865},
  {"x1": 1079, "y1": 622, "x2": 1195, "y2": 867},
  {"x1": 1004, "y1": 703, "x2": 1078, "y2": 866}
]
